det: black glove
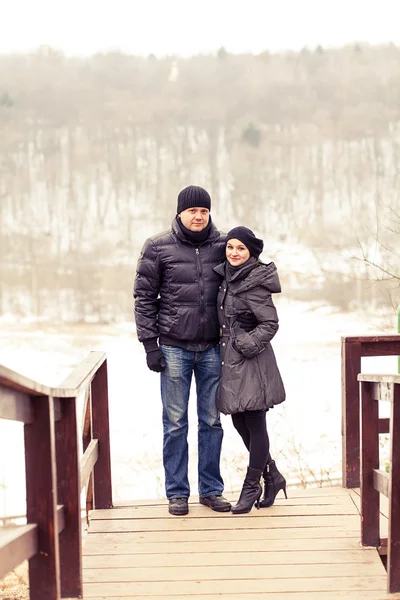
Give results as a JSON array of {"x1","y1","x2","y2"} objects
[
  {"x1": 146, "y1": 348, "x2": 166, "y2": 372},
  {"x1": 235, "y1": 312, "x2": 258, "y2": 332},
  {"x1": 233, "y1": 332, "x2": 264, "y2": 359},
  {"x1": 143, "y1": 339, "x2": 166, "y2": 372}
]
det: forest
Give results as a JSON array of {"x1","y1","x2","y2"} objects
[{"x1": 1, "y1": 42, "x2": 399, "y2": 321}]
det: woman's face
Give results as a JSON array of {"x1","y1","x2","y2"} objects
[{"x1": 226, "y1": 238, "x2": 250, "y2": 266}]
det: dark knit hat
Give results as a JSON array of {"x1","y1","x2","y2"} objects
[
  {"x1": 177, "y1": 185, "x2": 211, "y2": 214},
  {"x1": 226, "y1": 226, "x2": 264, "y2": 258}
]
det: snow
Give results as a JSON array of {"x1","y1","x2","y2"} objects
[{"x1": 0, "y1": 299, "x2": 398, "y2": 518}]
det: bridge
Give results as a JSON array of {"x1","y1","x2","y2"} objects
[{"x1": 1, "y1": 335, "x2": 400, "y2": 599}]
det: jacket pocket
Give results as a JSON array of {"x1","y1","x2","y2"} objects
[
  {"x1": 233, "y1": 332, "x2": 264, "y2": 359},
  {"x1": 173, "y1": 305, "x2": 200, "y2": 339}
]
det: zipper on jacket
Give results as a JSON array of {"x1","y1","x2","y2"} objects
[{"x1": 195, "y1": 247, "x2": 205, "y2": 339}]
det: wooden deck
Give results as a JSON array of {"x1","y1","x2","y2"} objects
[{"x1": 82, "y1": 486, "x2": 399, "y2": 600}]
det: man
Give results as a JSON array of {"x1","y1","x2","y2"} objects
[{"x1": 134, "y1": 185, "x2": 231, "y2": 515}]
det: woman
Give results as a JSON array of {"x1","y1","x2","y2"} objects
[{"x1": 214, "y1": 226, "x2": 286, "y2": 514}]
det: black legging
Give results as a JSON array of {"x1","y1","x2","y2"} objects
[{"x1": 231, "y1": 410, "x2": 270, "y2": 471}]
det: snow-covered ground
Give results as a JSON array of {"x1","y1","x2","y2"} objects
[{"x1": 0, "y1": 298, "x2": 397, "y2": 518}]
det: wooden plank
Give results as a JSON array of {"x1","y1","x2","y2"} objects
[
  {"x1": 82, "y1": 548, "x2": 380, "y2": 569},
  {"x1": 83, "y1": 593, "x2": 400, "y2": 600},
  {"x1": 388, "y1": 382, "x2": 400, "y2": 593},
  {"x1": 343, "y1": 335, "x2": 400, "y2": 344},
  {"x1": 374, "y1": 469, "x2": 389, "y2": 497},
  {"x1": 24, "y1": 394, "x2": 60, "y2": 600},
  {"x1": 341, "y1": 339, "x2": 361, "y2": 487},
  {"x1": 82, "y1": 536, "x2": 363, "y2": 555},
  {"x1": 349, "y1": 488, "x2": 389, "y2": 520},
  {"x1": 58, "y1": 351, "x2": 106, "y2": 393},
  {"x1": 0, "y1": 363, "x2": 53, "y2": 396},
  {"x1": 91, "y1": 361, "x2": 113, "y2": 509},
  {"x1": 112, "y1": 486, "x2": 352, "y2": 505},
  {"x1": 84, "y1": 525, "x2": 360, "y2": 543},
  {"x1": 0, "y1": 524, "x2": 37, "y2": 579},
  {"x1": 81, "y1": 439, "x2": 99, "y2": 490},
  {"x1": 112, "y1": 495, "x2": 352, "y2": 509},
  {"x1": 0, "y1": 385, "x2": 33, "y2": 423},
  {"x1": 0, "y1": 351, "x2": 106, "y2": 398},
  {"x1": 90, "y1": 503, "x2": 358, "y2": 520},
  {"x1": 83, "y1": 575, "x2": 388, "y2": 596},
  {"x1": 55, "y1": 396, "x2": 83, "y2": 599},
  {"x1": 88, "y1": 514, "x2": 360, "y2": 533},
  {"x1": 361, "y1": 341, "x2": 400, "y2": 357},
  {"x1": 348, "y1": 488, "x2": 388, "y2": 540},
  {"x1": 358, "y1": 374, "x2": 400, "y2": 385},
  {"x1": 83, "y1": 562, "x2": 385, "y2": 583}
]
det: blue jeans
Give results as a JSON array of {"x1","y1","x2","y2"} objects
[{"x1": 159, "y1": 345, "x2": 224, "y2": 499}]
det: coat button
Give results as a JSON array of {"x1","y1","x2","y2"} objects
[
  {"x1": 222, "y1": 325, "x2": 226, "y2": 328},
  {"x1": 220, "y1": 306, "x2": 223, "y2": 310},
  {"x1": 222, "y1": 343, "x2": 226, "y2": 347},
  {"x1": 221, "y1": 361, "x2": 224, "y2": 365}
]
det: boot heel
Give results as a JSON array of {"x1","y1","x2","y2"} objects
[
  {"x1": 260, "y1": 460, "x2": 287, "y2": 508},
  {"x1": 254, "y1": 486, "x2": 262, "y2": 509}
]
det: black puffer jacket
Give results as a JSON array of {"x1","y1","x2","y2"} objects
[
  {"x1": 134, "y1": 218, "x2": 226, "y2": 349},
  {"x1": 214, "y1": 258, "x2": 286, "y2": 414}
]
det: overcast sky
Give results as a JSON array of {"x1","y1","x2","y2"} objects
[{"x1": 1, "y1": 0, "x2": 399, "y2": 57}]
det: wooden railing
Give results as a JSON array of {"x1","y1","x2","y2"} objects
[
  {"x1": 341, "y1": 335, "x2": 400, "y2": 487},
  {"x1": 358, "y1": 373, "x2": 400, "y2": 593},
  {"x1": 0, "y1": 352, "x2": 112, "y2": 600}
]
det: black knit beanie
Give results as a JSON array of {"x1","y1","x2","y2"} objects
[
  {"x1": 226, "y1": 226, "x2": 264, "y2": 258},
  {"x1": 177, "y1": 185, "x2": 211, "y2": 214}
]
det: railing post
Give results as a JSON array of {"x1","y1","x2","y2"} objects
[
  {"x1": 91, "y1": 359, "x2": 113, "y2": 509},
  {"x1": 388, "y1": 382, "x2": 400, "y2": 593},
  {"x1": 398, "y1": 305, "x2": 400, "y2": 374},
  {"x1": 24, "y1": 395, "x2": 60, "y2": 600},
  {"x1": 82, "y1": 386, "x2": 94, "y2": 518},
  {"x1": 341, "y1": 338, "x2": 362, "y2": 487},
  {"x1": 359, "y1": 380, "x2": 380, "y2": 546},
  {"x1": 55, "y1": 396, "x2": 83, "y2": 598}
]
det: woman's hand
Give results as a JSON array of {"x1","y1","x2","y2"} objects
[
  {"x1": 235, "y1": 312, "x2": 258, "y2": 332},
  {"x1": 232, "y1": 332, "x2": 265, "y2": 358}
]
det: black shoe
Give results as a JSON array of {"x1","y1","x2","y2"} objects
[
  {"x1": 168, "y1": 497, "x2": 189, "y2": 516},
  {"x1": 259, "y1": 460, "x2": 287, "y2": 508},
  {"x1": 231, "y1": 467, "x2": 263, "y2": 515},
  {"x1": 199, "y1": 494, "x2": 231, "y2": 512}
]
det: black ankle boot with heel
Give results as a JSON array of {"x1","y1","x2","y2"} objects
[
  {"x1": 231, "y1": 467, "x2": 263, "y2": 515},
  {"x1": 259, "y1": 460, "x2": 287, "y2": 508}
]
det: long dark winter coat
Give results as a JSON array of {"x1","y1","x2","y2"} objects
[
  {"x1": 134, "y1": 218, "x2": 225, "y2": 348},
  {"x1": 214, "y1": 259, "x2": 286, "y2": 414}
]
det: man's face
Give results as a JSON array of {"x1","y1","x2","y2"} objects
[{"x1": 179, "y1": 207, "x2": 210, "y2": 231}]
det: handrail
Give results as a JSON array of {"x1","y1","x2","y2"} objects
[
  {"x1": 358, "y1": 373, "x2": 400, "y2": 593},
  {"x1": 341, "y1": 334, "x2": 400, "y2": 487},
  {"x1": 0, "y1": 350, "x2": 106, "y2": 398},
  {"x1": 0, "y1": 351, "x2": 113, "y2": 599}
]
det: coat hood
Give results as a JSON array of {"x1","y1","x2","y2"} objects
[{"x1": 214, "y1": 260, "x2": 281, "y2": 294}]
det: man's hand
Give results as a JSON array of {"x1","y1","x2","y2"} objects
[
  {"x1": 236, "y1": 312, "x2": 258, "y2": 332},
  {"x1": 146, "y1": 348, "x2": 166, "y2": 372}
]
